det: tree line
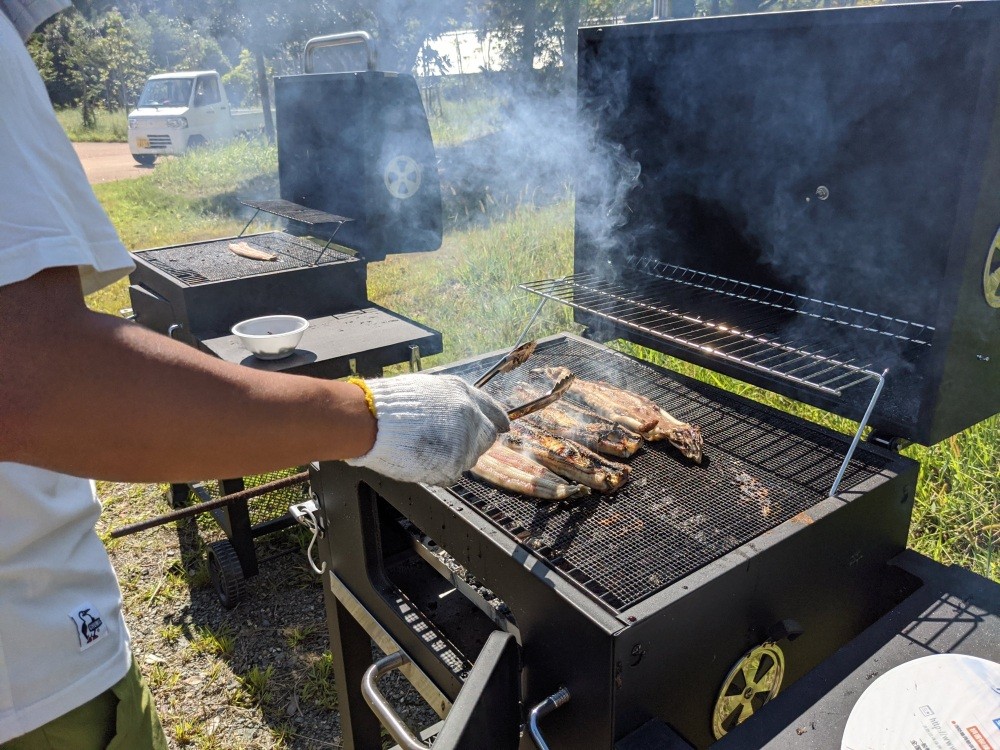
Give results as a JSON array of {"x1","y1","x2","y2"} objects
[{"x1": 29, "y1": 0, "x2": 845, "y2": 129}]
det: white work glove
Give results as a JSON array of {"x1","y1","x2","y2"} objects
[{"x1": 346, "y1": 374, "x2": 510, "y2": 486}]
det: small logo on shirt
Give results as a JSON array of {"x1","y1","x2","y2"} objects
[{"x1": 69, "y1": 603, "x2": 105, "y2": 650}]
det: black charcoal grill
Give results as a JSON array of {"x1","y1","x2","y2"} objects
[
  {"x1": 128, "y1": 31, "x2": 445, "y2": 376},
  {"x1": 308, "y1": 4, "x2": 1000, "y2": 749},
  {"x1": 126, "y1": 32, "x2": 444, "y2": 606}
]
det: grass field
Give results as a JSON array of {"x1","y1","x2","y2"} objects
[
  {"x1": 85, "y1": 139, "x2": 998, "y2": 584},
  {"x1": 56, "y1": 105, "x2": 130, "y2": 142}
]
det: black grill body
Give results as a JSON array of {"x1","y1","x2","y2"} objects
[
  {"x1": 275, "y1": 71, "x2": 443, "y2": 260},
  {"x1": 128, "y1": 232, "x2": 368, "y2": 345},
  {"x1": 575, "y1": 1, "x2": 1000, "y2": 445},
  {"x1": 309, "y1": 5, "x2": 1000, "y2": 748},
  {"x1": 313, "y1": 335, "x2": 920, "y2": 749}
]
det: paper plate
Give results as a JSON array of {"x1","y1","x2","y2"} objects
[{"x1": 842, "y1": 654, "x2": 1000, "y2": 750}]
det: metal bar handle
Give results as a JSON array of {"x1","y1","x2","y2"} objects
[
  {"x1": 304, "y1": 31, "x2": 377, "y2": 74},
  {"x1": 362, "y1": 651, "x2": 427, "y2": 750},
  {"x1": 109, "y1": 472, "x2": 309, "y2": 538},
  {"x1": 828, "y1": 369, "x2": 888, "y2": 497},
  {"x1": 528, "y1": 687, "x2": 571, "y2": 750}
]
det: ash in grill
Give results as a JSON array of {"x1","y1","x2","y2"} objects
[{"x1": 447, "y1": 338, "x2": 891, "y2": 612}]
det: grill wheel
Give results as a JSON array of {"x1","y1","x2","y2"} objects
[{"x1": 207, "y1": 539, "x2": 247, "y2": 609}]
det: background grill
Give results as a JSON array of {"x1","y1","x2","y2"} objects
[{"x1": 441, "y1": 337, "x2": 891, "y2": 613}]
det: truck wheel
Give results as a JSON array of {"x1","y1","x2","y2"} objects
[
  {"x1": 187, "y1": 135, "x2": 207, "y2": 150},
  {"x1": 132, "y1": 153, "x2": 156, "y2": 166}
]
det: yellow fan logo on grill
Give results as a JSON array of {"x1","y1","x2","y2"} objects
[
  {"x1": 712, "y1": 642, "x2": 785, "y2": 739},
  {"x1": 384, "y1": 155, "x2": 421, "y2": 200},
  {"x1": 986, "y1": 225, "x2": 1000, "y2": 309}
]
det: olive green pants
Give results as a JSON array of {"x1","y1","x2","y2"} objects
[{"x1": 1, "y1": 657, "x2": 167, "y2": 750}]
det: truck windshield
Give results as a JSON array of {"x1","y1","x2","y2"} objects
[{"x1": 138, "y1": 79, "x2": 193, "y2": 107}]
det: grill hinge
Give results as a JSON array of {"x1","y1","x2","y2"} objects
[{"x1": 866, "y1": 430, "x2": 909, "y2": 453}]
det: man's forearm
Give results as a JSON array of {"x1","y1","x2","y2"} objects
[{"x1": 0, "y1": 267, "x2": 377, "y2": 482}]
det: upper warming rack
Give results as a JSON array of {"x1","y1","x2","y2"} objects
[{"x1": 520, "y1": 255, "x2": 935, "y2": 398}]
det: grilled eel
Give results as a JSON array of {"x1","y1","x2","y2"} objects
[
  {"x1": 511, "y1": 384, "x2": 644, "y2": 459},
  {"x1": 530, "y1": 366, "x2": 704, "y2": 463},
  {"x1": 502, "y1": 422, "x2": 631, "y2": 493},
  {"x1": 470, "y1": 443, "x2": 589, "y2": 501}
]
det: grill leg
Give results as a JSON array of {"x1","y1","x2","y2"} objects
[
  {"x1": 323, "y1": 584, "x2": 383, "y2": 750},
  {"x1": 211, "y1": 478, "x2": 259, "y2": 579},
  {"x1": 169, "y1": 482, "x2": 189, "y2": 509}
]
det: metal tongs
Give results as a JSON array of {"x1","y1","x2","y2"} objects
[
  {"x1": 474, "y1": 340, "x2": 538, "y2": 387},
  {"x1": 473, "y1": 340, "x2": 573, "y2": 420},
  {"x1": 506, "y1": 372, "x2": 574, "y2": 420}
]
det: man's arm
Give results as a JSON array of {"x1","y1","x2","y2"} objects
[{"x1": 0, "y1": 266, "x2": 377, "y2": 482}]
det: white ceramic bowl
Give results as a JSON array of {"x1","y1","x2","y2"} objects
[{"x1": 231, "y1": 315, "x2": 309, "y2": 360}]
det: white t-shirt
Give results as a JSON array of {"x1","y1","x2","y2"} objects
[{"x1": 0, "y1": 12, "x2": 136, "y2": 743}]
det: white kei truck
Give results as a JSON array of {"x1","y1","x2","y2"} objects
[{"x1": 127, "y1": 70, "x2": 264, "y2": 165}]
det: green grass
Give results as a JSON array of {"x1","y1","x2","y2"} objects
[
  {"x1": 300, "y1": 652, "x2": 338, "y2": 711},
  {"x1": 56, "y1": 106, "x2": 129, "y2": 142},
  {"x1": 84, "y1": 134, "x2": 999, "y2": 585},
  {"x1": 426, "y1": 92, "x2": 503, "y2": 147},
  {"x1": 189, "y1": 625, "x2": 237, "y2": 658},
  {"x1": 234, "y1": 665, "x2": 276, "y2": 707}
]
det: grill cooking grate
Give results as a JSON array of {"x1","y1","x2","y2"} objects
[
  {"x1": 520, "y1": 258, "x2": 934, "y2": 397},
  {"x1": 137, "y1": 232, "x2": 357, "y2": 285},
  {"x1": 239, "y1": 199, "x2": 350, "y2": 227},
  {"x1": 443, "y1": 337, "x2": 893, "y2": 614}
]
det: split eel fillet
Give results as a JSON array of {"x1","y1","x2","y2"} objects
[
  {"x1": 470, "y1": 443, "x2": 589, "y2": 501},
  {"x1": 228, "y1": 241, "x2": 278, "y2": 261},
  {"x1": 513, "y1": 385, "x2": 644, "y2": 459},
  {"x1": 502, "y1": 422, "x2": 631, "y2": 493},
  {"x1": 532, "y1": 366, "x2": 704, "y2": 464}
]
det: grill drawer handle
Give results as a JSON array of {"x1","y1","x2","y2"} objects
[
  {"x1": 528, "y1": 687, "x2": 571, "y2": 750},
  {"x1": 362, "y1": 651, "x2": 427, "y2": 750}
]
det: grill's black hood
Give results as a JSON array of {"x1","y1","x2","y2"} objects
[
  {"x1": 275, "y1": 71, "x2": 442, "y2": 261},
  {"x1": 576, "y1": 2, "x2": 1000, "y2": 445}
]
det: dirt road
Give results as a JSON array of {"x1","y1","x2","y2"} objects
[{"x1": 73, "y1": 141, "x2": 153, "y2": 184}]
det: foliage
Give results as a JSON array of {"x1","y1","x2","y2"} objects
[
  {"x1": 470, "y1": 1, "x2": 654, "y2": 90},
  {"x1": 31, "y1": 0, "x2": 879, "y2": 141},
  {"x1": 220, "y1": 50, "x2": 261, "y2": 108},
  {"x1": 31, "y1": 8, "x2": 150, "y2": 119},
  {"x1": 54, "y1": 105, "x2": 128, "y2": 141}
]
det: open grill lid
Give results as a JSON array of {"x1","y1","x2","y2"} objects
[
  {"x1": 274, "y1": 61, "x2": 442, "y2": 261},
  {"x1": 542, "y1": 1, "x2": 1000, "y2": 446}
]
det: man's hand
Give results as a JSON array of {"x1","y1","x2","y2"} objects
[{"x1": 345, "y1": 374, "x2": 510, "y2": 486}]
